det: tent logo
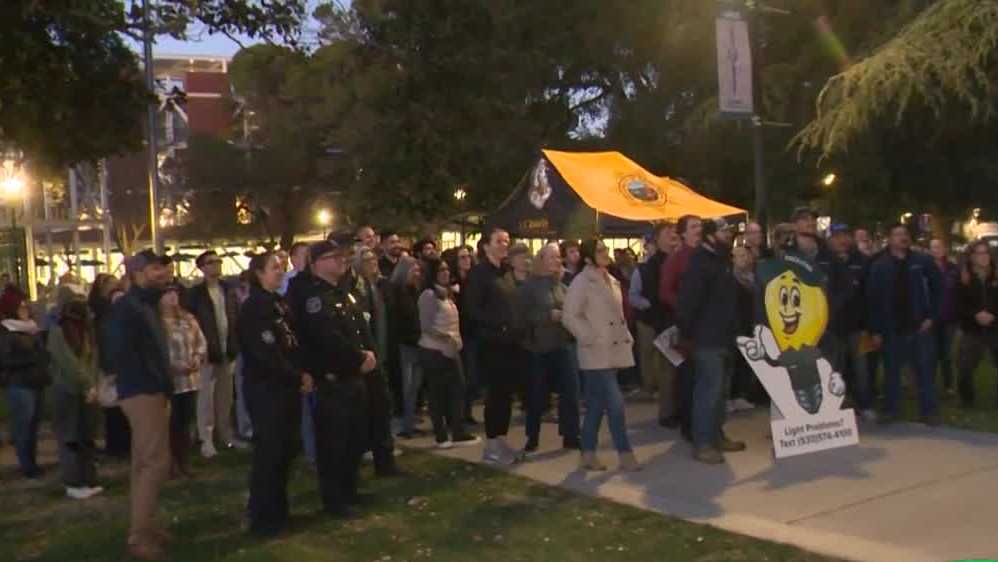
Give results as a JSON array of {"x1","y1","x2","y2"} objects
[
  {"x1": 619, "y1": 174, "x2": 666, "y2": 206},
  {"x1": 529, "y1": 159, "x2": 553, "y2": 210}
]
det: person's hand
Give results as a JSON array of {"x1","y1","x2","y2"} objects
[
  {"x1": 871, "y1": 335, "x2": 884, "y2": 351},
  {"x1": 301, "y1": 373, "x2": 314, "y2": 393},
  {"x1": 360, "y1": 351, "x2": 377, "y2": 374},
  {"x1": 550, "y1": 309, "x2": 563, "y2": 323},
  {"x1": 920, "y1": 319, "x2": 933, "y2": 333},
  {"x1": 85, "y1": 387, "x2": 98, "y2": 404},
  {"x1": 976, "y1": 311, "x2": 996, "y2": 327}
]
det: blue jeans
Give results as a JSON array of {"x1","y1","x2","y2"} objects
[
  {"x1": 6, "y1": 385, "x2": 43, "y2": 474},
  {"x1": 301, "y1": 392, "x2": 317, "y2": 464},
  {"x1": 580, "y1": 369, "x2": 632, "y2": 453},
  {"x1": 883, "y1": 330, "x2": 938, "y2": 417},
  {"x1": 526, "y1": 347, "x2": 581, "y2": 442},
  {"x1": 692, "y1": 348, "x2": 731, "y2": 449},
  {"x1": 399, "y1": 344, "x2": 424, "y2": 433}
]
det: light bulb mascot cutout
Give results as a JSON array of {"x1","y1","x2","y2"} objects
[{"x1": 737, "y1": 251, "x2": 859, "y2": 459}]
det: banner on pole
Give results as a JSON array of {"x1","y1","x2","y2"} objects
[
  {"x1": 716, "y1": 9, "x2": 754, "y2": 117},
  {"x1": 737, "y1": 252, "x2": 860, "y2": 459}
]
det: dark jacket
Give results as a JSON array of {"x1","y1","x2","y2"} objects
[
  {"x1": 183, "y1": 280, "x2": 239, "y2": 364},
  {"x1": 958, "y1": 269, "x2": 998, "y2": 335},
  {"x1": 466, "y1": 259, "x2": 525, "y2": 346},
  {"x1": 867, "y1": 250, "x2": 942, "y2": 338},
  {"x1": 637, "y1": 251, "x2": 668, "y2": 330},
  {"x1": 389, "y1": 283, "x2": 422, "y2": 347},
  {"x1": 676, "y1": 242, "x2": 739, "y2": 350},
  {"x1": 0, "y1": 325, "x2": 50, "y2": 388},
  {"x1": 109, "y1": 286, "x2": 173, "y2": 399},
  {"x1": 293, "y1": 274, "x2": 371, "y2": 383},
  {"x1": 828, "y1": 250, "x2": 869, "y2": 337},
  {"x1": 938, "y1": 259, "x2": 961, "y2": 325},
  {"x1": 237, "y1": 286, "x2": 302, "y2": 389},
  {"x1": 519, "y1": 275, "x2": 571, "y2": 353}
]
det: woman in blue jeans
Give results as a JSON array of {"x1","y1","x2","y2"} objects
[
  {"x1": 0, "y1": 293, "x2": 50, "y2": 479},
  {"x1": 562, "y1": 239, "x2": 641, "y2": 472},
  {"x1": 390, "y1": 256, "x2": 425, "y2": 438}
]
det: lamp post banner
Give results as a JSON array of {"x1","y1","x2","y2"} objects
[{"x1": 716, "y1": 9, "x2": 754, "y2": 117}]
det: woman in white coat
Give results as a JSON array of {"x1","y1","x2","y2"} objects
[{"x1": 562, "y1": 239, "x2": 641, "y2": 472}]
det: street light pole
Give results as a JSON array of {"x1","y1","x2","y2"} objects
[{"x1": 143, "y1": 0, "x2": 162, "y2": 253}]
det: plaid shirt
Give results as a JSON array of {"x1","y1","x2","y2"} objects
[{"x1": 163, "y1": 312, "x2": 207, "y2": 394}]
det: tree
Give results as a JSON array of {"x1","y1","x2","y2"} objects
[{"x1": 1, "y1": 1, "x2": 308, "y2": 169}]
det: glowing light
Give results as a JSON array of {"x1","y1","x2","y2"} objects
[
  {"x1": 454, "y1": 188, "x2": 467, "y2": 201},
  {"x1": 1, "y1": 176, "x2": 25, "y2": 197},
  {"x1": 822, "y1": 173, "x2": 837, "y2": 187},
  {"x1": 316, "y1": 209, "x2": 332, "y2": 226}
]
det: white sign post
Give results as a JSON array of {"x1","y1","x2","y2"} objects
[{"x1": 716, "y1": 9, "x2": 754, "y2": 117}]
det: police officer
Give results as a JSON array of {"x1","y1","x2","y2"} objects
[
  {"x1": 237, "y1": 251, "x2": 313, "y2": 537},
  {"x1": 296, "y1": 238, "x2": 378, "y2": 518}
]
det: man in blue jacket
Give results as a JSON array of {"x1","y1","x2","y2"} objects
[
  {"x1": 867, "y1": 223, "x2": 942, "y2": 425},
  {"x1": 110, "y1": 250, "x2": 174, "y2": 560}
]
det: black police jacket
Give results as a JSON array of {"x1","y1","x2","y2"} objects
[
  {"x1": 294, "y1": 274, "x2": 370, "y2": 382},
  {"x1": 236, "y1": 286, "x2": 301, "y2": 388}
]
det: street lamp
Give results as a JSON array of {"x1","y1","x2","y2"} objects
[
  {"x1": 1, "y1": 175, "x2": 25, "y2": 198},
  {"x1": 454, "y1": 188, "x2": 467, "y2": 202},
  {"x1": 821, "y1": 173, "x2": 837, "y2": 187}
]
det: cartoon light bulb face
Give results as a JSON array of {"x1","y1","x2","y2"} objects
[{"x1": 764, "y1": 271, "x2": 828, "y2": 352}]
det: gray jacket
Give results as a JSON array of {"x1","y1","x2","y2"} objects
[{"x1": 519, "y1": 274, "x2": 572, "y2": 354}]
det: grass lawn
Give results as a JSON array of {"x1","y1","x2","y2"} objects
[{"x1": 0, "y1": 448, "x2": 839, "y2": 562}]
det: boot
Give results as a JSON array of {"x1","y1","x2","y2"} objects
[
  {"x1": 618, "y1": 451, "x2": 642, "y2": 472},
  {"x1": 579, "y1": 451, "x2": 607, "y2": 471}
]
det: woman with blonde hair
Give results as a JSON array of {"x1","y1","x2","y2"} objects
[{"x1": 159, "y1": 283, "x2": 208, "y2": 478}]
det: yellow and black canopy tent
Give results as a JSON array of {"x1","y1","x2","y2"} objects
[{"x1": 488, "y1": 149, "x2": 746, "y2": 238}]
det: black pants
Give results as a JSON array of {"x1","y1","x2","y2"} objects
[
  {"x1": 169, "y1": 392, "x2": 196, "y2": 469},
  {"x1": 363, "y1": 371, "x2": 397, "y2": 473},
  {"x1": 419, "y1": 347, "x2": 467, "y2": 442},
  {"x1": 314, "y1": 377, "x2": 369, "y2": 511},
  {"x1": 934, "y1": 322, "x2": 955, "y2": 390},
  {"x1": 103, "y1": 405, "x2": 131, "y2": 457},
  {"x1": 480, "y1": 342, "x2": 528, "y2": 439},
  {"x1": 245, "y1": 380, "x2": 301, "y2": 535},
  {"x1": 957, "y1": 330, "x2": 998, "y2": 406}
]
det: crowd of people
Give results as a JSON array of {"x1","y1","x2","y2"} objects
[{"x1": 1, "y1": 209, "x2": 995, "y2": 559}]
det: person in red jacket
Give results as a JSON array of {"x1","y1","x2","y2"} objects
[{"x1": 658, "y1": 215, "x2": 702, "y2": 440}]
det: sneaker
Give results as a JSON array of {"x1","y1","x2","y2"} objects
[
  {"x1": 693, "y1": 447, "x2": 725, "y2": 465},
  {"x1": 436, "y1": 440, "x2": 454, "y2": 450},
  {"x1": 719, "y1": 436, "x2": 746, "y2": 453},
  {"x1": 66, "y1": 486, "x2": 102, "y2": 500},
  {"x1": 227, "y1": 439, "x2": 250, "y2": 451},
  {"x1": 725, "y1": 401, "x2": 738, "y2": 414},
  {"x1": 733, "y1": 398, "x2": 756, "y2": 411},
  {"x1": 201, "y1": 442, "x2": 218, "y2": 459},
  {"x1": 482, "y1": 440, "x2": 519, "y2": 466},
  {"x1": 452, "y1": 435, "x2": 482, "y2": 447}
]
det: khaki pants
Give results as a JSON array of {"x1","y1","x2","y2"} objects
[
  {"x1": 637, "y1": 321, "x2": 679, "y2": 419},
  {"x1": 120, "y1": 394, "x2": 171, "y2": 546},
  {"x1": 197, "y1": 361, "x2": 235, "y2": 445}
]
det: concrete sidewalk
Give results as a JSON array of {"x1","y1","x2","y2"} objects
[{"x1": 405, "y1": 401, "x2": 998, "y2": 562}]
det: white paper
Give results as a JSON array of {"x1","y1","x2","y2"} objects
[{"x1": 653, "y1": 326, "x2": 685, "y2": 367}]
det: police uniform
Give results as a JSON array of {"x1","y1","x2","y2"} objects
[
  {"x1": 236, "y1": 285, "x2": 303, "y2": 537},
  {"x1": 296, "y1": 269, "x2": 371, "y2": 515}
]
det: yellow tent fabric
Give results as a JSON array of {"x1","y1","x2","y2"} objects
[{"x1": 542, "y1": 149, "x2": 746, "y2": 221}]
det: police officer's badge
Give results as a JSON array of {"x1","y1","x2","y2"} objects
[
  {"x1": 306, "y1": 296, "x2": 322, "y2": 314},
  {"x1": 261, "y1": 330, "x2": 276, "y2": 344}
]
